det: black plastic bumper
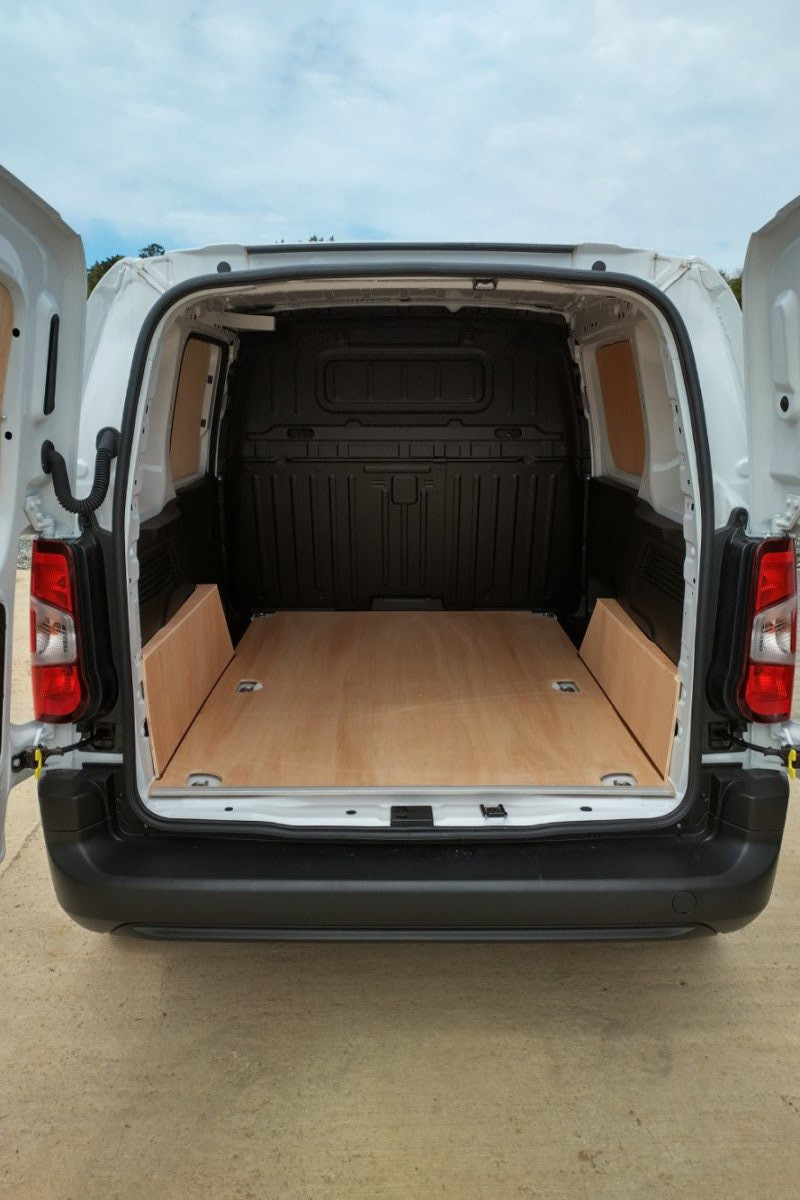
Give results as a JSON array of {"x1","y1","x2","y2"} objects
[{"x1": 37, "y1": 766, "x2": 790, "y2": 940}]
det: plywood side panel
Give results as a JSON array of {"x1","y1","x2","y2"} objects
[
  {"x1": 169, "y1": 337, "x2": 212, "y2": 482},
  {"x1": 580, "y1": 598, "x2": 679, "y2": 775},
  {"x1": 155, "y1": 611, "x2": 666, "y2": 790},
  {"x1": 142, "y1": 584, "x2": 233, "y2": 776},
  {"x1": 595, "y1": 340, "x2": 645, "y2": 476}
]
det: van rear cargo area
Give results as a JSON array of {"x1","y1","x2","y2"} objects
[
  {"x1": 151, "y1": 609, "x2": 667, "y2": 791},
  {"x1": 135, "y1": 295, "x2": 688, "y2": 824}
]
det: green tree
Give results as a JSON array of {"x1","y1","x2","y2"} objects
[
  {"x1": 720, "y1": 269, "x2": 742, "y2": 305},
  {"x1": 89, "y1": 235, "x2": 331, "y2": 294},
  {"x1": 87, "y1": 242, "x2": 167, "y2": 294},
  {"x1": 86, "y1": 254, "x2": 123, "y2": 295}
]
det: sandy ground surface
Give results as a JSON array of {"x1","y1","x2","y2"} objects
[{"x1": 1, "y1": 570, "x2": 799, "y2": 1199}]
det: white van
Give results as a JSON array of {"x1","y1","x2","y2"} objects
[{"x1": 1, "y1": 164, "x2": 798, "y2": 939}]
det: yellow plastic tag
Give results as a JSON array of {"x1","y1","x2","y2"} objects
[
  {"x1": 33, "y1": 747, "x2": 43, "y2": 781},
  {"x1": 788, "y1": 748, "x2": 797, "y2": 781}
]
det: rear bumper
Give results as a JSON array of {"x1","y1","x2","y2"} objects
[{"x1": 38, "y1": 766, "x2": 789, "y2": 940}]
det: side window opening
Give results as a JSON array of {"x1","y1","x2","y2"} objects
[{"x1": 169, "y1": 336, "x2": 222, "y2": 487}]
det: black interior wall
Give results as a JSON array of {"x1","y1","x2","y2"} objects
[
  {"x1": 137, "y1": 479, "x2": 224, "y2": 644},
  {"x1": 222, "y1": 307, "x2": 587, "y2": 613},
  {"x1": 586, "y1": 478, "x2": 685, "y2": 663}
]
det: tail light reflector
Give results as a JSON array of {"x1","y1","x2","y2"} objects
[
  {"x1": 738, "y1": 538, "x2": 797, "y2": 721},
  {"x1": 30, "y1": 540, "x2": 87, "y2": 722}
]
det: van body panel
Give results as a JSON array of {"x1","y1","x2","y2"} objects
[
  {"x1": 743, "y1": 196, "x2": 800, "y2": 533},
  {"x1": 0, "y1": 167, "x2": 86, "y2": 859}
]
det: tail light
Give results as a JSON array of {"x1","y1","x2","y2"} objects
[
  {"x1": 30, "y1": 539, "x2": 88, "y2": 722},
  {"x1": 738, "y1": 537, "x2": 797, "y2": 721}
]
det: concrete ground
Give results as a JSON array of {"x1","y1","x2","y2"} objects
[{"x1": 2, "y1": 572, "x2": 800, "y2": 1199}]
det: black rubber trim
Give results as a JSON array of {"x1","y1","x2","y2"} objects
[
  {"x1": 115, "y1": 924, "x2": 707, "y2": 942},
  {"x1": 244, "y1": 241, "x2": 577, "y2": 255},
  {"x1": 41, "y1": 427, "x2": 119, "y2": 516},
  {"x1": 43, "y1": 312, "x2": 59, "y2": 415},
  {"x1": 706, "y1": 510, "x2": 758, "y2": 720},
  {"x1": 112, "y1": 256, "x2": 714, "y2": 843}
]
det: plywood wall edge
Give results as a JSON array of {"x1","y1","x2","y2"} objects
[
  {"x1": 142, "y1": 583, "x2": 214, "y2": 657},
  {"x1": 579, "y1": 597, "x2": 680, "y2": 777},
  {"x1": 142, "y1": 583, "x2": 234, "y2": 777},
  {"x1": 592, "y1": 598, "x2": 679, "y2": 678}
]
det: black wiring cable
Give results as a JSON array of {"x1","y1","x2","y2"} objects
[{"x1": 41, "y1": 427, "x2": 119, "y2": 516}]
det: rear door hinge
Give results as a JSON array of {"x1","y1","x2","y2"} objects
[
  {"x1": 23, "y1": 493, "x2": 54, "y2": 539},
  {"x1": 12, "y1": 734, "x2": 94, "y2": 777},
  {"x1": 772, "y1": 495, "x2": 800, "y2": 534},
  {"x1": 731, "y1": 727, "x2": 800, "y2": 779}
]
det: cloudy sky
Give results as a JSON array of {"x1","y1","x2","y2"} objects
[{"x1": 2, "y1": 0, "x2": 798, "y2": 270}]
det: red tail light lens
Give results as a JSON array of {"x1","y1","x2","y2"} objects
[
  {"x1": 30, "y1": 540, "x2": 87, "y2": 722},
  {"x1": 29, "y1": 547, "x2": 75, "y2": 611},
  {"x1": 738, "y1": 538, "x2": 797, "y2": 721},
  {"x1": 754, "y1": 545, "x2": 797, "y2": 611}
]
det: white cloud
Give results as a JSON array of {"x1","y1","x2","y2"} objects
[{"x1": 1, "y1": 0, "x2": 798, "y2": 267}]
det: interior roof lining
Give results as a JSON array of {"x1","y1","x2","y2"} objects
[
  {"x1": 227, "y1": 302, "x2": 572, "y2": 321},
  {"x1": 190, "y1": 280, "x2": 622, "y2": 321}
]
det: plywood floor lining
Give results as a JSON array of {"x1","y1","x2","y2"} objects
[{"x1": 153, "y1": 611, "x2": 666, "y2": 790}]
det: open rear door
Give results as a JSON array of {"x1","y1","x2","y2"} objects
[
  {"x1": 0, "y1": 167, "x2": 85, "y2": 861},
  {"x1": 743, "y1": 196, "x2": 800, "y2": 534}
]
